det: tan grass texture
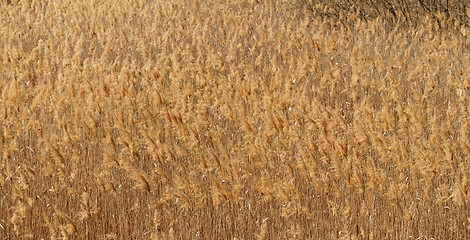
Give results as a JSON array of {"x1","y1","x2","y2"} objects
[{"x1": 1, "y1": 0, "x2": 470, "y2": 239}]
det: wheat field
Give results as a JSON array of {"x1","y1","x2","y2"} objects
[{"x1": 1, "y1": 0, "x2": 470, "y2": 239}]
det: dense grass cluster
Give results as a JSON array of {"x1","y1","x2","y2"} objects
[
  {"x1": 1, "y1": 0, "x2": 470, "y2": 239},
  {"x1": 296, "y1": 0, "x2": 470, "y2": 26}
]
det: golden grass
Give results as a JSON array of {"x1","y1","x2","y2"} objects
[{"x1": 1, "y1": 0, "x2": 470, "y2": 239}]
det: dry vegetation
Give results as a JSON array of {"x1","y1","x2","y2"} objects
[
  {"x1": 1, "y1": 0, "x2": 470, "y2": 239},
  {"x1": 296, "y1": 0, "x2": 470, "y2": 26}
]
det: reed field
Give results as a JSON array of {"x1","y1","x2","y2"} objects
[{"x1": 1, "y1": 0, "x2": 470, "y2": 239}]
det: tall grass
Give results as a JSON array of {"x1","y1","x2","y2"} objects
[{"x1": 1, "y1": 0, "x2": 470, "y2": 239}]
